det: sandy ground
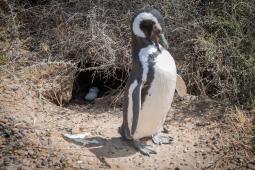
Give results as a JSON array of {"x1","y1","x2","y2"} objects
[{"x1": 0, "y1": 77, "x2": 254, "y2": 170}]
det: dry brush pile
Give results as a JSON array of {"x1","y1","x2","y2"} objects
[{"x1": 0, "y1": 0, "x2": 254, "y2": 108}]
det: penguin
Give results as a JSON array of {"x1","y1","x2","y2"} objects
[{"x1": 120, "y1": 8, "x2": 177, "y2": 156}]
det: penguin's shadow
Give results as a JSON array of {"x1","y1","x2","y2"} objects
[{"x1": 63, "y1": 136, "x2": 136, "y2": 165}]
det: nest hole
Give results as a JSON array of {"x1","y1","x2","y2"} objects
[{"x1": 71, "y1": 63, "x2": 128, "y2": 104}]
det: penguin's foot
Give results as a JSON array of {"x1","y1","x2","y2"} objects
[
  {"x1": 152, "y1": 133, "x2": 173, "y2": 145},
  {"x1": 133, "y1": 140, "x2": 157, "y2": 156}
]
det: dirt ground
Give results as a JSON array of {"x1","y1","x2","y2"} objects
[{"x1": 0, "y1": 75, "x2": 254, "y2": 170}]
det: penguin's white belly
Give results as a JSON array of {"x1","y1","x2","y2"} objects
[{"x1": 133, "y1": 50, "x2": 176, "y2": 139}]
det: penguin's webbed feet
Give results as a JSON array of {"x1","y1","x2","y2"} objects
[
  {"x1": 133, "y1": 140, "x2": 157, "y2": 156},
  {"x1": 152, "y1": 133, "x2": 173, "y2": 145}
]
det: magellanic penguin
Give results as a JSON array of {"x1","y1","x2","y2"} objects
[{"x1": 120, "y1": 8, "x2": 177, "y2": 156}]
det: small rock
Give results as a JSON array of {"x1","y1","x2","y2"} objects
[
  {"x1": 3, "y1": 157, "x2": 10, "y2": 166},
  {"x1": 12, "y1": 128, "x2": 19, "y2": 133},
  {"x1": 19, "y1": 129, "x2": 27, "y2": 136},
  {"x1": 4, "y1": 129, "x2": 12, "y2": 138},
  {"x1": 36, "y1": 164, "x2": 41, "y2": 168},
  {"x1": 211, "y1": 136, "x2": 217, "y2": 141},
  {"x1": 22, "y1": 159, "x2": 30, "y2": 166},
  {"x1": 18, "y1": 141, "x2": 24, "y2": 147},
  {"x1": 9, "y1": 85, "x2": 19, "y2": 91},
  {"x1": 14, "y1": 132, "x2": 23, "y2": 139},
  {"x1": 28, "y1": 150, "x2": 34, "y2": 156},
  {"x1": 48, "y1": 138, "x2": 52, "y2": 145},
  {"x1": 163, "y1": 126, "x2": 169, "y2": 133},
  {"x1": 17, "y1": 165, "x2": 23, "y2": 170},
  {"x1": 60, "y1": 155, "x2": 67, "y2": 163},
  {"x1": 196, "y1": 161, "x2": 200, "y2": 168},
  {"x1": 77, "y1": 160, "x2": 83, "y2": 164},
  {"x1": 4, "y1": 115, "x2": 16, "y2": 121},
  {"x1": 41, "y1": 160, "x2": 46, "y2": 166}
]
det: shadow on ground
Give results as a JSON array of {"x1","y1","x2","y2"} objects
[{"x1": 63, "y1": 136, "x2": 136, "y2": 167}]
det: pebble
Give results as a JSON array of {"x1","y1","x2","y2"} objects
[
  {"x1": 28, "y1": 150, "x2": 34, "y2": 156},
  {"x1": 163, "y1": 126, "x2": 170, "y2": 133},
  {"x1": 4, "y1": 129, "x2": 12, "y2": 137},
  {"x1": 77, "y1": 160, "x2": 83, "y2": 164},
  {"x1": 212, "y1": 141, "x2": 217, "y2": 145},
  {"x1": 18, "y1": 142, "x2": 24, "y2": 147},
  {"x1": 36, "y1": 163, "x2": 41, "y2": 168},
  {"x1": 3, "y1": 157, "x2": 10, "y2": 166},
  {"x1": 60, "y1": 155, "x2": 67, "y2": 163},
  {"x1": 4, "y1": 115, "x2": 16, "y2": 121},
  {"x1": 48, "y1": 138, "x2": 52, "y2": 145},
  {"x1": 196, "y1": 161, "x2": 200, "y2": 168},
  {"x1": 12, "y1": 128, "x2": 19, "y2": 133},
  {"x1": 22, "y1": 159, "x2": 30, "y2": 166},
  {"x1": 41, "y1": 160, "x2": 46, "y2": 167},
  {"x1": 9, "y1": 85, "x2": 19, "y2": 91},
  {"x1": 19, "y1": 129, "x2": 27, "y2": 136},
  {"x1": 17, "y1": 165, "x2": 23, "y2": 170}
]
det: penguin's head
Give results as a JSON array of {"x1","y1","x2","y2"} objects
[{"x1": 132, "y1": 8, "x2": 168, "y2": 49}]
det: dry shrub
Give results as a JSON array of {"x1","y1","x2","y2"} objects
[
  {"x1": 1, "y1": 0, "x2": 199, "y2": 103},
  {"x1": 181, "y1": 0, "x2": 255, "y2": 107},
  {"x1": 20, "y1": 61, "x2": 76, "y2": 106},
  {"x1": 1, "y1": 0, "x2": 254, "y2": 107}
]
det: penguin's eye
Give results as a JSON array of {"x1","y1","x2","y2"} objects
[{"x1": 153, "y1": 25, "x2": 161, "y2": 34}]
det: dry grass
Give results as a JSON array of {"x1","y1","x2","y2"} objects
[
  {"x1": 19, "y1": 61, "x2": 77, "y2": 106},
  {"x1": 0, "y1": 0, "x2": 254, "y2": 108}
]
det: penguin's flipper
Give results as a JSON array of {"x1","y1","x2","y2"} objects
[
  {"x1": 152, "y1": 133, "x2": 173, "y2": 144},
  {"x1": 176, "y1": 74, "x2": 187, "y2": 97},
  {"x1": 130, "y1": 80, "x2": 142, "y2": 135},
  {"x1": 133, "y1": 140, "x2": 157, "y2": 156}
]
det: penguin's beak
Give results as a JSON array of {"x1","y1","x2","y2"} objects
[
  {"x1": 159, "y1": 33, "x2": 169, "y2": 49},
  {"x1": 151, "y1": 28, "x2": 169, "y2": 50}
]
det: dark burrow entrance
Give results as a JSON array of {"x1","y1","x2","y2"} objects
[{"x1": 71, "y1": 65, "x2": 128, "y2": 104}]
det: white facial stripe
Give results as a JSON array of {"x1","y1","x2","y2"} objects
[
  {"x1": 132, "y1": 12, "x2": 162, "y2": 38},
  {"x1": 127, "y1": 80, "x2": 138, "y2": 132},
  {"x1": 139, "y1": 45, "x2": 158, "y2": 83}
]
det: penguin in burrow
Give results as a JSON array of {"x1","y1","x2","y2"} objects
[{"x1": 119, "y1": 8, "x2": 178, "y2": 156}]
